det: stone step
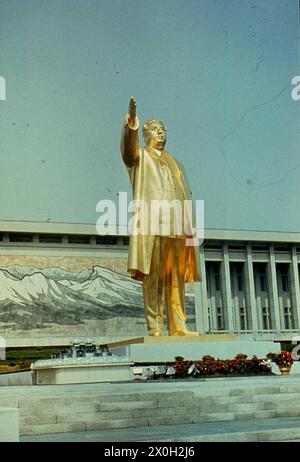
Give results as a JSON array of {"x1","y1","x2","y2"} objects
[
  {"x1": 14, "y1": 392, "x2": 300, "y2": 421},
  {"x1": 19, "y1": 391, "x2": 300, "y2": 435},
  {"x1": 2, "y1": 379, "x2": 300, "y2": 436},
  {"x1": 160, "y1": 426, "x2": 300, "y2": 442},
  {"x1": 21, "y1": 416, "x2": 300, "y2": 443},
  {"x1": 18, "y1": 391, "x2": 300, "y2": 413},
  {"x1": 18, "y1": 395, "x2": 300, "y2": 414}
]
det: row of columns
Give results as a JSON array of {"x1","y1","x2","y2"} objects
[{"x1": 194, "y1": 243, "x2": 300, "y2": 334}]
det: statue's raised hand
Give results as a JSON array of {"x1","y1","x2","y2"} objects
[{"x1": 128, "y1": 96, "x2": 137, "y2": 126}]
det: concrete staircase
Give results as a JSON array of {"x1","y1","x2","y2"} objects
[{"x1": 0, "y1": 377, "x2": 298, "y2": 438}]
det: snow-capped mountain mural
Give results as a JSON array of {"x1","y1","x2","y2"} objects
[{"x1": 0, "y1": 265, "x2": 195, "y2": 334}]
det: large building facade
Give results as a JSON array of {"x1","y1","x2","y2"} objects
[
  {"x1": 196, "y1": 229, "x2": 300, "y2": 342},
  {"x1": 0, "y1": 220, "x2": 299, "y2": 346}
]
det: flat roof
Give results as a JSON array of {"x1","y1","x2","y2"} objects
[{"x1": 0, "y1": 219, "x2": 299, "y2": 243}]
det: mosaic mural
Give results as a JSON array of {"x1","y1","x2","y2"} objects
[{"x1": 0, "y1": 260, "x2": 196, "y2": 343}]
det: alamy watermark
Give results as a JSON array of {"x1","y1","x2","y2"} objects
[
  {"x1": 0, "y1": 76, "x2": 6, "y2": 101},
  {"x1": 96, "y1": 192, "x2": 204, "y2": 246},
  {"x1": 291, "y1": 75, "x2": 300, "y2": 101}
]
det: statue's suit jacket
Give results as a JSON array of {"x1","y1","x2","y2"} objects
[{"x1": 121, "y1": 116, "x2": 201, "y2": 283}]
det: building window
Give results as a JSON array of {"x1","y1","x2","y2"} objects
[
  {"x1": 262, "y1": 307, "x2": 270, "y2": 330},
  {"x1": 260, "y1": 274, "x2": 266, "y2": 292},
  {"x1": 212, "y1": 264, "x2": 221, "y2": 291},
  {"x1": 9, "y1": 233, "x2": 33, "y2": 243},
  {"x1": 284, "y1": 307, "x2": 293, "y2": 330},
  {"x1": 239, "y1": 307, "x2": 247, "y2": 330},
  {"x1": 237, "y1": 273, "x2": 243, "y2": 292},
  {"x1": 216, "y1": 307, "x2": 224, "y2": 330},
  {"x1": 252, "y1": 245, "x2": 268, "y2": 251},
  {"x1": 279, "y1": 264, "x2": 290, "y2": 292},
  {"x1": 96, "y1": 236, "x2": 118, "y2": 245},
  {"x1": 205, "y1": 243, "x2": 222, "y2": 250},
  {"x1": 274, "y1": 245, "x2": 290, "y2": 252},
  {"x1": 207, "y1": 307, "x2": 211, "y2": 331},
  {"x1": 228, "y1": 245, "x2": 245, "y2": 250},
  {"x1": 0, "y1": 233, "x2": 3, "y2": 241},
  {"x1": 282, "y1": 275, "x2": 289, "y2": 292},
  {"x1": 206, "y1": 276, "x2": 210, "y2": 292},
  {"x1": 39, "y1": 234, "x2": 63, "y2": 244},
  {"x1": 215, "y1": 273, "x2": 220, "y2": 291},
  {"x1": 68, "y1": 235, "x2": 90, "y2": 245},
  {"x1": 206, "y1": 274, "x2": 210, "y2": 293}
]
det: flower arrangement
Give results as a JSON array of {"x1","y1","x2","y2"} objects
[
  {"x1": 172, "y1": 354, "x2": 271, "y2": 379},
  {"x1": 267, "y1": 351, "x2": 294, "y2": 368}
]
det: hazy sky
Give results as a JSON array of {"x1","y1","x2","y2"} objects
[{"x1": 0, "y1": 0, "x2": 299, "y2": 232}]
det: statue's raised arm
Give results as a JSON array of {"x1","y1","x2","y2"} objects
[
  {"x1": 128, "y1": 96, "x2": 137, "y2": 127},
  {"x1": 120, "y1": 96, "x2": 140, "y2": 168}
]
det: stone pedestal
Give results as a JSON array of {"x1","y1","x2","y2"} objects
[
  {"x1": 33, "y1": 362, "x2": 133, "y2": 385},
  {"x1": 108, "y1": 335, "x2": 281, "y2": 362}
]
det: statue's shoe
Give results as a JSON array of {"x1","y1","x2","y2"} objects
[
  {"x1": 148, "y1": 331, "x2": 162, "y2": 337},
  {"x1": 171, "y1": 330, "x2": 199, "y2": 336}
]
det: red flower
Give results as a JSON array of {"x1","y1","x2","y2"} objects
[
  {"x1": 272, "y1": 351, "x2": 293, "y2": 367},
  {"x1": 172, "y1": 353, "x2": 270, "y2": 378}
]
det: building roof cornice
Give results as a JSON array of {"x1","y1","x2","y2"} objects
[{"x1": 0, "y1": 220, "x2": 299, "y2": 243}]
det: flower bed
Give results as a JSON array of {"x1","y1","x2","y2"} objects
[{"x1": 172, "y1": 354, "x2": 271, "y2": 379}]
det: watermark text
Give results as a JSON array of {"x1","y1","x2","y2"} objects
[
  {"x1": 96, "y1": 192, "x2": 204, "y2": 246},
  {"x1": 291, "y1": 76, "x2": 300, "y2": 101},
  {"x1": 0, "y1": 76, "x2": 6, "y2": 101}
]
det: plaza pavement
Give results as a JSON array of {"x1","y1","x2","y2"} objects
[{"x1": 1, "y1": 374, "x2": 297, "y2": 443}]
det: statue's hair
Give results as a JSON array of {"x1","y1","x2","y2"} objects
[{"x1": 142, "y1": 119, "x2": 167, "y2": 142}]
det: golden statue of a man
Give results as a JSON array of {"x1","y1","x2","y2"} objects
[{"x1": 121, "y1": 97, "x2": 201, "y2": 336}]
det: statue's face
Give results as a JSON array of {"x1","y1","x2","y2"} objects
[{"x1": 143, "y1": 121, "x2": 167, "y2": 150}]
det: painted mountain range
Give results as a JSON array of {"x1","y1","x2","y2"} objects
[{"x1": 0, "y1": 265, "x2": 195, "y2": 330}]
